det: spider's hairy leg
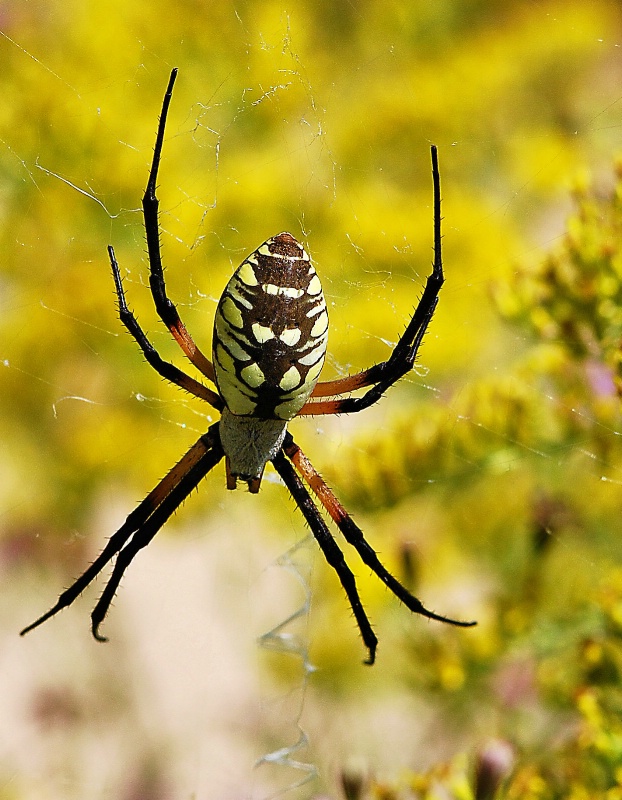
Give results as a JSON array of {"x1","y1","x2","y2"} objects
[
  {"x1": 283, "y1": 434, "x2": 477, "y2": 630},
  {"x1": 108, "y1": 246, "x2": 223, "y2": 409},
  {"x1": 89, "y1": 426, "x2": 224, "y2": 640},
  {"x1": 301, "y1": 144, "x2": 444, "y2": 414},
  {"x1": 299, "y1": 293, "x2": 436, "y2": 415},
  {"x1": 20, "y1": 425, "x2": 224, "y2": 640},
  {"x1": 139, "y1": 67, "x2": 216, "y2": 382},
  {"x1": 271, "y1": 450, "x2": 379, "y2": 665}
]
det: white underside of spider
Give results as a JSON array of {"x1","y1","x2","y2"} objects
[{"x1": 218, "y1": 409, "x2": 287, "y2": 483}]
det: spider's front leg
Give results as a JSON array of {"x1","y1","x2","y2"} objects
[
  {"x1": 138, "y1": 67, "x2": 216, "y2": 383},
  {"x1": 301, "y1": 145, "x2": 444, "y2": 415},
  {"x1": 108, "y1": 245, "x2": 223, "y2": 409}
]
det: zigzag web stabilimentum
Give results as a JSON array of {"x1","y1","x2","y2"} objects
[{"x1": 255, "y1": 534, "x2": 318, "y2": 798}]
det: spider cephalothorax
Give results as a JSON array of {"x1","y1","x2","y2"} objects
[{"x1": 21, "y1": 69, "x2": 475, "y2": 664}]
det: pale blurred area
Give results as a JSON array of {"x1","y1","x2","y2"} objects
[{"x1": 9, "y1": 483, "x2": 457, "y2": 798}]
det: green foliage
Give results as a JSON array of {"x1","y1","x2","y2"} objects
[{"x1": 494, "y1": 162, "x2": 622, "y2": 387}]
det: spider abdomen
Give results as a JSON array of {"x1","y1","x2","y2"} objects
[{"x1": 213, "y1": 232, "x2": 328, "y2": 421}]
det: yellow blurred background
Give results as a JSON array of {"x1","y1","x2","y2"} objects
[{"x1": 2, "y1": 1, "x2": 622, "y2": 798}]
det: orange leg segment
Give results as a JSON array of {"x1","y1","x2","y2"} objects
[{"x1": 282, "y1": 434, "x2": 477, "y2": 631}]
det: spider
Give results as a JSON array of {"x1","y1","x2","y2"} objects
[{"x1": 20, "y1": 68, "x2": 475, "y2": 664}]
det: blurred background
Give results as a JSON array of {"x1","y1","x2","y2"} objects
[{"x1": 2, "y1": 1, "x2": 622, "y2": 798}]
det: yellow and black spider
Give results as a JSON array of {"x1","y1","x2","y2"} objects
[{"x1": 21, "y1": 69, "x2": 475, "y2": 663}]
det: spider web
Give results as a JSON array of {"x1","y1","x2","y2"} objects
[{"x1": 2, "y1": 4, "x2": 622, "y2": 799}]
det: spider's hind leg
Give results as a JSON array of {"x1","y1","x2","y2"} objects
[
  {"x1": 282, "y1": 433, "x2": 477, "y2": 631},
  {"x1": 21, "y1": 425, "x2": 224, "y2": 640},
  {"x1": 272, "y1": 449, "x2": 378, "y2": 664}
]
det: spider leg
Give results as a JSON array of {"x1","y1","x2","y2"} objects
[
  {"x1": 300, "y1": 293, "x2": 435, "y2": 415},
  {"x1": 90, "y1": 425, "x2": 224, "y2": 640},
  {"x1": 20, "y1": 424, "x2": 224, "y2": 640},
  {"x1": 302, "y1": 145, "x2": 444, "y2": 414},
  {"x1": 283, "y1": 433, "x2": 476, "y2": 629},
  {"x1": 271, "y1": 450, "x2": 379, "y2": 665},
  {"x1": 109, "y1": 246, "x2": 223, "y2": 410},
  {"x1": 140, "y1": 67, "x2": 216, "y2": 383}
]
